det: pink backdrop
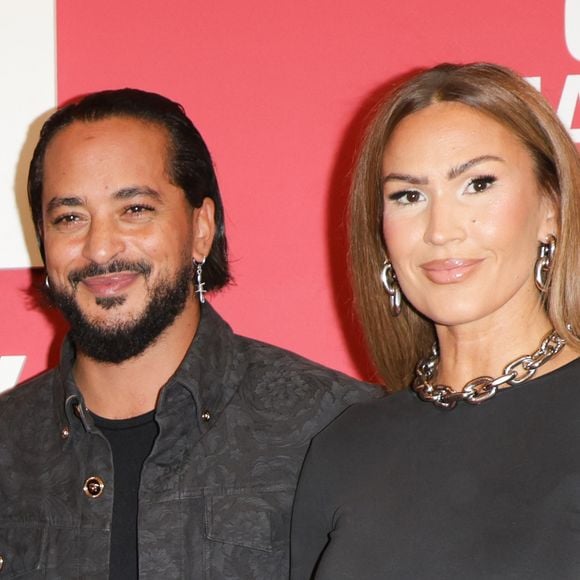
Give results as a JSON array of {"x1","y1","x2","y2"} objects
[{"x1": 2, "y1": 0, "x2": 579, "y2": 387}]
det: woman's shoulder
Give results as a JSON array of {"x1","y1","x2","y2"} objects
[
  {"x1": 539, "y1": 354, "x2": 580, "y2": 384},
  {"x1": 310, "y1": 356, "x2": 580, "y2": 458},
  {"x1": 312, "y1": 388, "x2": 423, "y2": 450}
]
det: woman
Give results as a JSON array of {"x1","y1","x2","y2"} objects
[{"x1": 291, "y1": 63, "x2": 580, "y2": 579}]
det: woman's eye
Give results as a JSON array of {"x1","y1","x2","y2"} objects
[
  {"x1": 466, "y1": 175, "x2": 496, "y2": 194},
  {"x1": 389, "y1": 190, "x2": 424, "y2": 205}
]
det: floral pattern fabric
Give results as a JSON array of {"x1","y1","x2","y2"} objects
[{"x1": 0, "y1": 304, "x2": 381, "y2": 579}]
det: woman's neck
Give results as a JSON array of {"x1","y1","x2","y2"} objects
[{"x1": 433, "y1": 307, "x2": 574, "y2": 392}]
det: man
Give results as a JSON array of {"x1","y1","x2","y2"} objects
[{"x1": 0, "y1": 89, "x2": 381, "y2": 579}]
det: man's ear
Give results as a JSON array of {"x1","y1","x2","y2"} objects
[{"x1": 192, "y1": 197, "x2": 216, "y2": 260}]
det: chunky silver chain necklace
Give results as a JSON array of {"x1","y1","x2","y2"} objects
[{"x1": 412, "y1": 330, "x2": 566, "y2": 410}]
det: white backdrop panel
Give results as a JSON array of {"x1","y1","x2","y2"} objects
[{"x1": 0, "y1": 0, "x2": 56, "y2": 269}]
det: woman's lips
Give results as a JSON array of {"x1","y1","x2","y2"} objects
[
  {"x1": 81, "y1": 272, "x2": 140, "y2": 296},
  {"x1": 420, "y1": 258, "x2": 484, "y2": 284}
]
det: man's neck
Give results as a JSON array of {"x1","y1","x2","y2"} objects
[{"x1": 72, "y1": 299, "x2": 202, "y2": 419}]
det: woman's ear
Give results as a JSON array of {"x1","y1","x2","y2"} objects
[{"x1": 537, "y1": 193, "x2": 559, "y2": 242}]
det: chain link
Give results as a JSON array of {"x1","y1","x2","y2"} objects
[{"x1": 412, "y1": 330, "x2": 566, "y2": 410}]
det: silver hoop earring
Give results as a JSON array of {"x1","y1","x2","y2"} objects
[
  {"x1": 194, "y1": 257, "x2": 207, "y2": 304},
  {"x1": 380, "y1": 259, "x2": 401, "y2": 317},
  {"x1": 44, "y1": 274, "x2": 50, "y2": 290},
  {"x1": 534, "y1": 234, "x2": 556, "y2": 293}
]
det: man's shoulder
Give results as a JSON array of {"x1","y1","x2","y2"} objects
[
  {"x1": 0, "y1": 368, "x2": 56, "y2": 416},
  {"x1": 233, "y1": 333, "x2": 384, "y2": 412}
]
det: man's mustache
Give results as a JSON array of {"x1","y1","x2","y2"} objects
[{"x1": 68, "y1": 260, "x2": 152, "y2": 288}]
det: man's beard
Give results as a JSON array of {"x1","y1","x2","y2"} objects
[{"x1": 48, "y1": 260, "x2": 194, "y2": 363}]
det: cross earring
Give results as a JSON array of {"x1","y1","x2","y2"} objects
[{"x1": 194, "y1": 257, "x2": 206, "y2": 303}]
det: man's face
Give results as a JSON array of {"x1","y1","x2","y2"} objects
[{"x1": 41, "y1": 117, "x2": 213, "y2": 362}]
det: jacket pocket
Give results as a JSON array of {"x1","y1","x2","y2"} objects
[
  {"x1": 202, "y1": 488, "x2": 292, "y2": 579},
  {"x1": 205, "y1": 494, "x2": 273, "y2": 552},
  {"x1": 0, "y1": 525, "x2": 46, "y2": 579}
]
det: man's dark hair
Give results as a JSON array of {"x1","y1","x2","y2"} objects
[{"x1": 28, "y1": 88, "x2": 230, "y2": 291}]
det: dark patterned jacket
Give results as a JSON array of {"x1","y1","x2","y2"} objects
[{"x1": 0, "y1": 304, "x2": 382, "y2": 579}]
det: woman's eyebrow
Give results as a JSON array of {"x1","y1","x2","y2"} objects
[
  {"x1": 382, "y1": 155, "x2": 505, "y2": 186},
  {"x1": 447, "y1": 155, "x2": 505, "y2": 179},
  {"x1": 382, "y1": 173, "x2": 428, "y2": 185}
]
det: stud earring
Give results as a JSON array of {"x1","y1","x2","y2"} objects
[
  {"x1": 194, "y1": 257, "x2": 207, "y2": 303},
  {"x1": 534, "y1": 234, "x2": 556, "y2": 293},
  {"x1": 380, "y1": 259, "x2": 401, "y2": 317}
]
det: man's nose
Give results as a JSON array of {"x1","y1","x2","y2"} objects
[{"x1": 81, "y1": 217, "x2": 125, "y2": 264}]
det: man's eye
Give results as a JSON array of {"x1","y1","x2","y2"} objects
[
  {"x1": 389, "y1": 190, "x2": 424, "y2": 205},
  {"x1": 125, "y1": 204, "x2": 155, "y2": 215},
  {"x1": 466, "y1": 175, "x2": 496, "y2": 194},
  {"x1": 53, "y1": 214, "x2": 79, "y2": 225}
]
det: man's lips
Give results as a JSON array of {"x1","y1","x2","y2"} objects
[
  {"x1": 420, "y1": 258, "x2": 484, "y2": 284},
  {"x1": 80, "y1": 272, "x2": 140, "y2": 296}
]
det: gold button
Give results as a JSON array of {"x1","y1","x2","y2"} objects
[
  {"x1": 83, "y1": 476, "x2": 105, "y2": 498},
  {"x1": 60, "y1": 427, "x2": 70, "y2": 439},
  {"x1": 201, "y1": 411, "x2": 211, "y2": 422}
]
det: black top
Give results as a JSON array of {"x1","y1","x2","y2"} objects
[
  {"x1": 93, "y1": 410, "x2": 159, "y2": 580},
  {"x1": 291, "y1": 358, "x2": 580, "y2": 580}
]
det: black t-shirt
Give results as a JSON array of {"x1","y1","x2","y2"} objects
[
  {"x1": 291, "y1": 358, "x2": 580, "y2": 580},
  {"x1": 93, "y1": 410, "x2": 159, "y2": 580}
]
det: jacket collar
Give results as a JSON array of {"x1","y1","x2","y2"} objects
[{"x1": 162, "y1": 302, "x2": 247, "y2": 430}]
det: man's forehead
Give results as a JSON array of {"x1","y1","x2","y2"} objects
[
  {"x1": 41, "y1": 117, "x2": 177, "y2": 204},
  {"x1": 43, "y1": 116, "x2": 172, "y2": 176},
  {"x1": 51, "y1": 115, "x2": 169, "y2": 145}
]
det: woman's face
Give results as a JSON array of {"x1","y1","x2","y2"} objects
[{"x1": 381, "y1": 101, "x2": 556, "y2": 329}]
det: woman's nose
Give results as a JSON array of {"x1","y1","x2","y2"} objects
[{"x1": 423, "y1": 197, "x2": 467, "y2": 246}]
